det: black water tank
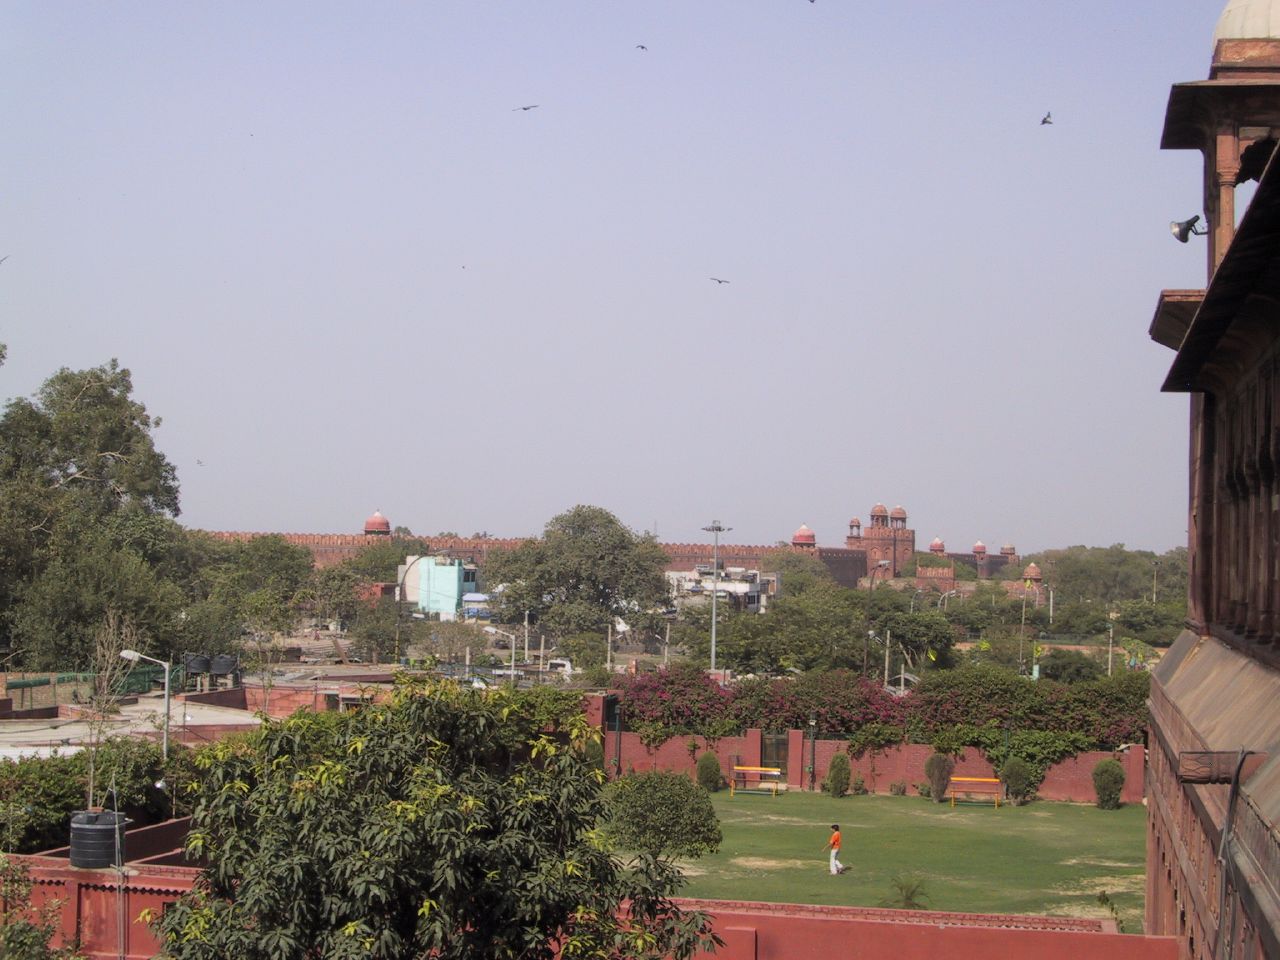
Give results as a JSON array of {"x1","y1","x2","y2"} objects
[
  {"x1": 209, "y1": 654, "x2": 238, "y2": 676},
  {"x1": 184, "y1": 653, "x2": 211, "y2": 674},
  {"x1": 69, "y1": 811, "x2": 126, "y2": 869}
]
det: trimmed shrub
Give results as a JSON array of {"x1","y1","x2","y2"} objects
[
  {"x1": 915, "y1": 782, "x2": 931, "y2": 799},
  {"x1": 1092, "y1": 758, "x2": 1126, "y2": 809},
  {"x1": 825, "y1": 753, "x2": 851, "y2": 797},
  {"x1": 888, "y1": 781, "x2": 907, "y2": 797},
  {"x1": 696, "y1": 752, "x2": 723, "y2": 792},
  {"x1": 603, "y1": 771, "x2": 722, "y2": 857},
  {"x1": 924, "y1": 752, "x2": 954, "y2": 804},
  {"x1": 850, "y1": 772, "x2": 868, "y2": 796},
  {"x1": 999, "y1": 756, "x2": 1033, "y2": 805}
]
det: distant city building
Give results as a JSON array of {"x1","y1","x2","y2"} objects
[
  {"x1": 396, "y1": 555, "x2": 478, "y2": 622},
  {"x1": 667, "y1": 566, "x2": 774, "y2": 614}
]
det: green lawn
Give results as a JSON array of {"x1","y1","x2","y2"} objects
[{"x1": 678, "y1": 792, "x2": 1147, "y2": 932}]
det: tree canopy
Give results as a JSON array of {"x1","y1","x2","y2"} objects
[
  {"x1": 0, "y1": 361, "x2": 185, "y2": 666},
  {"x1": 485, "y1": 505, "x2": 671, "y2": 637},
  {"x1": 157, "y1": 678, "x2": 717, "y2": 960},
  {"x1": 603, "y1": 772, "x2": 722, "y2": 859}
]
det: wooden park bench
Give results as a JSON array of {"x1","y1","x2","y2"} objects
[
  {"x1": 730, "y1": 765, "x2": 784, "y2": 797},
  {"x1": 949, "y1": 776, "x2": 1003, "y2": 808}
]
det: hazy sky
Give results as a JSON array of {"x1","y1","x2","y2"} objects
[{"x1": 3, "y1": 2, "x2": 1224, "y2": 553}]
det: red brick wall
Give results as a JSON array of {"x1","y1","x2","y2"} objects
[
  {"x1": 680, "y1": 898, "x2": 1176, "y2": 960},
  {"x1": 606, "y1": 730, "x2": 760, "y2": 780},
  {"x1": 600, "y1": 720, "x2": 1143, "y2": 803},
  {"x1": 17, "y1": 860, "x2": 1179, "y2": 960}
]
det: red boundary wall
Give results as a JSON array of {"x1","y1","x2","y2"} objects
[
  {"x1": 599, "y1": 713, "x2": 1143, "y2": 803},
  {"x1": 682, "y1": 898, "x2": 1176, "y2": 960},
  {"x1": 15, "y1": 856, "x2": 1176, "y2": 960}
]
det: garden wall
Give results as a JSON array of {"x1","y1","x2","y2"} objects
[
  {"x1": 679, "y1": 898, "x2": 1176, "y2": 960},
  {"x1": 603, "y1": 729, "x2": 1143, "y2": 803}
]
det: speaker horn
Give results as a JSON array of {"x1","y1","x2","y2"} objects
[{"x1": 1170, "y1": 215, "x2": 1207, "y2": 243}]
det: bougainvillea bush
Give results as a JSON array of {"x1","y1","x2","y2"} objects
[{"x1": 610, "y1": 664, "x2": 1148, "y2": 758}]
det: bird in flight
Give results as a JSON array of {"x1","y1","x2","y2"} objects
[
  {"x1": 513, "y1": 104, "x2": 539, "y2": 111},
  {"x1": 710, "y1": 277, "x2": 730, "y2": 284},
  {"x1": 1040, "y1": 112, "x2": 1053, "y2": 125},
  {"x1": 196, "y1": 459, "x2": 205, "y2": 467},
  {"x1": 0, "y1": 256, "x2": 8, "y2": 266},
  {"x1": 636, "y1": 44, "x2": 647, "y2": 50}
]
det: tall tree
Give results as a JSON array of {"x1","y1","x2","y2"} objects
[
  {"x1": 1, "y1": 361, "x2": 180, "y2": 665},
  {"x1": 157, "y1": 679, "x2": 718, "y2": 959},
  {"x1": 758, "y1": 548, "x2": 835, "y2": 597},
  {"x1": 485, "y1": 505, "x2": 671, "y2": 636}
]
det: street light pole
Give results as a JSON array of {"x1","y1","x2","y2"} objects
[
  {"x1": 119, "y1": 649, "x2": 170, "y2": 761},
  {"x1": 702, "y1": 521, "x2": 731, "y2": 673},
  {"x1": 808, "y1": 714, "x2": 817, "y2": 792},
  {"x1": 395, "y1": 554, "x2": 430, "y2": 664},
  {"x1": 864, "y1": 561, "x2": 890, "y2": 675}
]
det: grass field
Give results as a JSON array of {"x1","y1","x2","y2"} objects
[{"x1": 678, "y1": 792, "x2": 1147, "y2": 932}]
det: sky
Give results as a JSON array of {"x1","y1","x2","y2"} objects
[{"x1": 1, "y1": 2, "x2": 1225, "y2": 554}]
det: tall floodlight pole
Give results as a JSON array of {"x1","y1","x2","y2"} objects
[{"x1": 702, "y1": 521, "x2": 731, "y2": 673}]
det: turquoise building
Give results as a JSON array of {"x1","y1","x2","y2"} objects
[{"x1": 397, "y1": 555, "x2": 478, "y2": 622}]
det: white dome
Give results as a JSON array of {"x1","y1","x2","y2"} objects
[{"x1": 1215, "y1": 0, "x2": 1280, "y2": 42}]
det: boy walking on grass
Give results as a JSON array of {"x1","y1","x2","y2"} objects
[{"x1": 826, "y1": 824, "x2": 846, "y2": 875}]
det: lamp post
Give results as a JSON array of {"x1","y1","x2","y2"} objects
[
  {"x1": 119, "y1": 649, "x2": 170, "y2": 761},
  {"x1": 1107, "y1": 619, "x2": 1115, "y2": 676},
  {"x1": 808, "y1": 713, "x2": 817, "y2": 792},
  {"x1": 864, "y1": 560, "x2": 891, "y2": 675},
  {"x1": 910, "y1": 590, "x2": 923, "y2": 613},
  {"x1": 702, "y1": 521, "x2": 731, "y2": 673},
  {"x1": 1019, "y1": 582, "x2": 1041, "y2": 676},
  {"x1": 483, "y1": 626, "x2": 518, "y2": 684},
  {"x1": 395, "y1": 554, "x2": 431, "y2": 664},
  {"x1": 937, "y1": 589, "x2": 959, "y2": 610}
]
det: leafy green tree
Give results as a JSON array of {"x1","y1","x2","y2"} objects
[
  {"x1": 347, "y1": 596, "x2": 425, "y2": 663},
  {"x1": 1038, "y1": 648, "x2": 1104, "y2": 683},
  {"x1": 603, "y1": 771, "x2": 722, "y2": 858},
  {"x1": 560, "y1": 630, "x2": 608, "y2": 669},
  {"x1": 342, "y1": 537, "x2": 433, "y2": 584},
  {"x1": 688, "y1": 580, "x2": 866, "y2": 674},
  {"x1": 696, "y1": 752, "x2": 723, "y2": 792},
  {"x1": 824, "y1": 752, "x2": 851, "y2": 797},
  {"x1": 157, "y1": 679, "x2": 718, "y2": 960},
  {"x1": 0, "y1": 360, "x2": 181, "y2": 666},
  {"x1": 485, "y1": 506, "x2": 671, "y2": 639},
  {"x1": 8, "y1": 529, "x2": 187, "y2": 668},
  {"x1": 758, "y1": 548, "x2": 835, "y2": 597},
  {"x1": 205, "y1": 535, "x2": 313, "y2": 635},
  {"x1": 999, "y1": 756, "x2": 1033, "y2": 804},
  {"x1": 1092, "y1": 758, "x2": 1126, "y2": 809}
]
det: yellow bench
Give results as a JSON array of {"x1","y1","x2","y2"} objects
[
  {"x1": 730, "y1": 765, "x2": 783, "y2": 797},
  {"x1": 949, "y1": 776, "x2": 1002, "y2": 808}
]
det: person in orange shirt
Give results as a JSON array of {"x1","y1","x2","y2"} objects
[{"x1": 826, "y1": 823, "x2": 846, "y2": 875}]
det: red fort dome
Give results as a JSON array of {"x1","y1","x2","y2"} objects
[
  {"x1": 890, "y1": 505, "x2": 907, "y2": 520},
  {"x1": 973, "y1": 540, "x2": 987, "y2": 555},
  {"x1": 930, "y1": 537, "x2": 946, "y2": 554},
  {"x1": 1023, "y1": 562, "x2": 1043, "y2": 582},
  {"x1": 870, "y1": 503, "x2": 889, "y2": 517},
  {"x1": 791, "y1": 524, "x2": 817, "y2": 546},
  {"x1": 363, "y1": 510, "x2": 391, "y2": 535}
]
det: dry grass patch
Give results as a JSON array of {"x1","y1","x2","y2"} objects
[{"x1": 731, "y1": 857, "x2": 811, "y2": 871}]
